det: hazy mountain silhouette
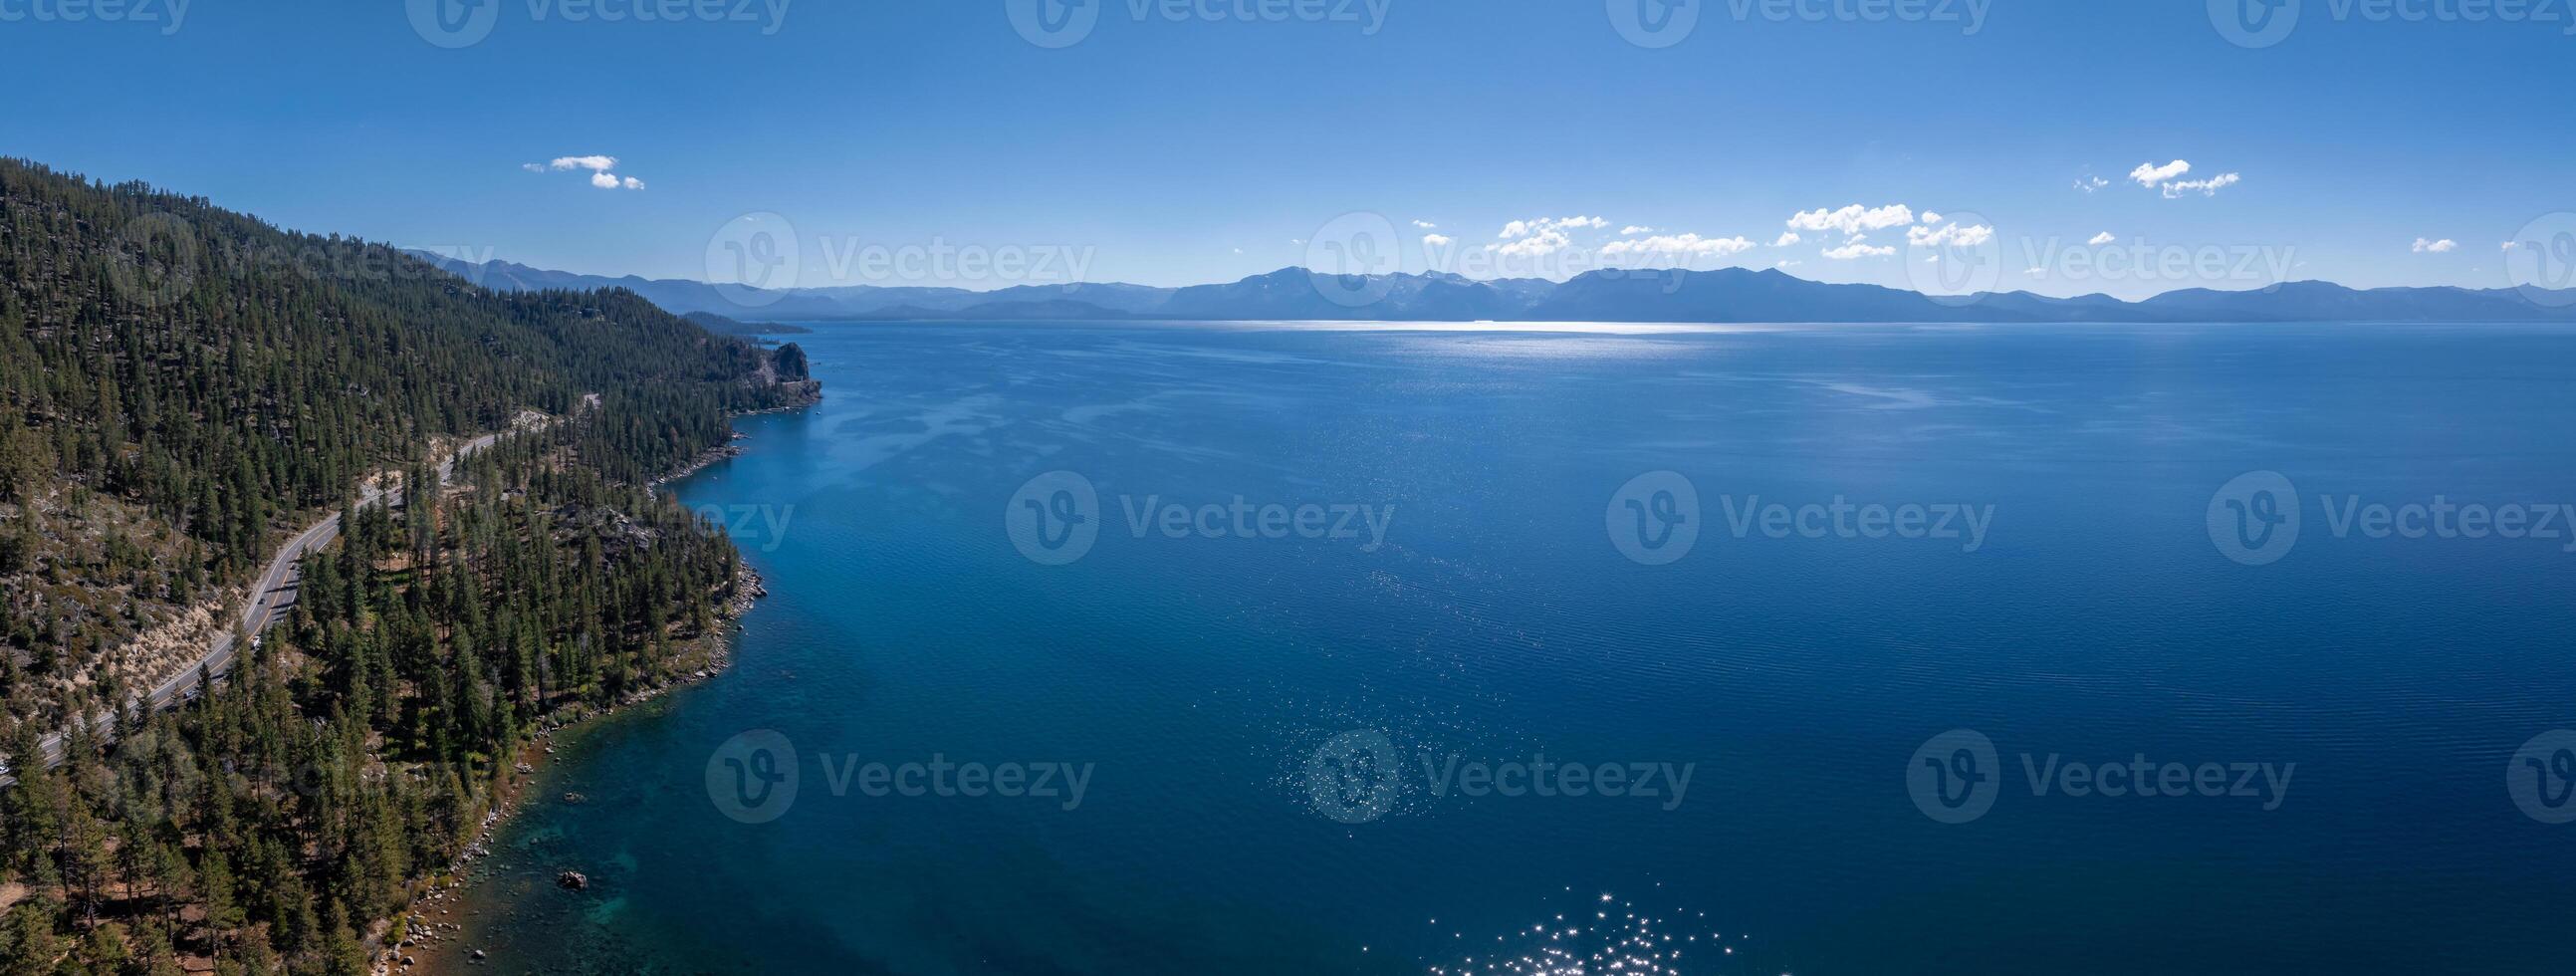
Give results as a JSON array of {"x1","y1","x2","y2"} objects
[{"x1": 411, "y1": 252, "x2": 2576, "y2": 324}]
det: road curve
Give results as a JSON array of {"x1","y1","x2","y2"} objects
[{"x1": 13, "y1": 430, "x2": 512, "y2": 777}]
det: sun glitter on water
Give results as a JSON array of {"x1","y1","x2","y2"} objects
[{"x1": 1415, "y1": 888, "x2": 1767, "y2": 976}]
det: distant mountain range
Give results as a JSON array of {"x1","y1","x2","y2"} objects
[{"x1": 410, "y1": 251, "x2": 2576, "y2": 325}]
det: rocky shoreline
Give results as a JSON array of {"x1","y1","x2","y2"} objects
[
  {"x1": 378, "y1": 556, "x2": 765, "y2": 973},
  {"x1": 648, "y1": 388, "x2": 821, "y2": 492},
  {"x1": 383, "y1": 393, "x2": 810, "y2": 972},
  {"x1": 649, "y1": 436, "x2": 749, "y2": 490}
]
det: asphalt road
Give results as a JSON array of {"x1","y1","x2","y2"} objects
[{"x1": 13, "y1": 430, "x2": 509, "y2": 777}]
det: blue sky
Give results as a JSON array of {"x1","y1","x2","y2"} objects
[{"x1": 3, "y1": 0, "x2": 2571, "y2": 298}]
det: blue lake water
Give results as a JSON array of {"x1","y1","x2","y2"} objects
[{"x1": 443, "y1": 321, "x2": 2576, "y2": 974}]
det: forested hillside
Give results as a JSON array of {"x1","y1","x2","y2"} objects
[{"x1": 0, "y1": 159, "x2": 818, "y2": 973}]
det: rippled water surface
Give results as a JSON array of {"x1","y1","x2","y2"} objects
[{"x1": 439, "y1": 321, "x2": 2576, "y2": 974}]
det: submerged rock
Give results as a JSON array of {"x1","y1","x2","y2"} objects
[{"x1": 557, "y1": 870, "x2": 588, "y2": 891}]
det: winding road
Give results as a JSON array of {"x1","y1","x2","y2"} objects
[{"x1": 10, "y1": 429, "x2": 514, "y2": 778}]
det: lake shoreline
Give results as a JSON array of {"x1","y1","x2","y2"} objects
[{"x1": 389, "y1": 393, "x2": 814, "y2": 975}]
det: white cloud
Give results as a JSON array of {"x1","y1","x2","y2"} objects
[
  {"x1": 2160, "y1": 173, "x2": 2239, "y2": 198},
  {"x1": 2088, "y1": 232, "x2": 2117, "y2": 246},
  {"x1": 1600, "y1": 233, "x2": 1757, "y2": 259},
  {"x1": 1906, "y1": 222, "x2": 1995, "y2": 248},
  {"x1": 2504, "y1": 241, "x2": 2522, "y2": 252},
  {"x1": 1496, "y1": 229, "x2": 1572, "y2": 258},
  {"x1": 1772, "y1": 231, "x2": 1801, "y2": 247},
  {"x1": 1787, "y1": 204, "x2": 1917, "y2": 237},
  {"x1": 2024, "y1": 267, "x2": 2047, "y2": 276},
  {"x1": 2125, "y1": 159, "x2": 2240, "y2": 197},
  {"x1": 1233, "y1": 248, "x2": 1245, "y2": 254},
  {"x1": 1821, "y1": 240, "x2": 1897, "y2": 260},
  {"x1": 529, "y1": 154, "x2": 643, "y2": 189},
  {"x1": 1413, "y1": 220, "x2": 1437, "y2": 229},
  {"x1": 2130, "y1": 159, "x2": 2192, "y2": 187},
  {"x1": 1422, "y1": 233, "x2": 1454, "y2": 248},
  {"x1": 2413, "y1": 237, "x2": 2459, "y2": 253},
  {"x1": 1620, "y1": 225, "x2": 1657, "y2": 235},
  {"x1": 1487, "y1": 216, "x2": 1613, "y2": 259},
  {"x1": 1775, "y1": 260, "x2": 1801, "y2": 268},
  {"x1": 2075, "y1": 176, "x2": 2110, "y2": 193},
  {"x1": 1500, "y1": 215, "x2": 1608, "y2": 240},
  {"x1": 1920, "y1": 211, "x2": 1943, "y2": 225}
]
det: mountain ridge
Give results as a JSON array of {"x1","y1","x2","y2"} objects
[{"x1": 409, "y1": 251, "x2": 2576, "y2": 324}]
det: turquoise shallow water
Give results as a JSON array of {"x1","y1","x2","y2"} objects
[{"x1": 444, "y1": 321, "x2": 2576, "y2": 974}]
